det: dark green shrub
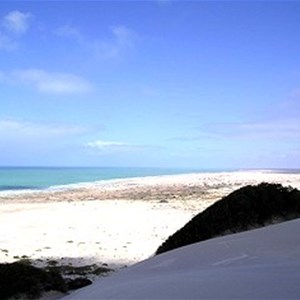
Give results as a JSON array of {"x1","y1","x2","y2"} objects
[
  {"x1": 0, "y1": 261, "x2": 66, "y2": 299},
  {"x1": 156, "y1": 183, "x2": 300, "y2": 255},
  {"x1": 66, "y1": 277, "x2": 92, "y2": 290}
]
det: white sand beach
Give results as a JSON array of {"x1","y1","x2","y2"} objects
[{"x1": 1, "y1": 171, "x2": 300, "y2": 270}]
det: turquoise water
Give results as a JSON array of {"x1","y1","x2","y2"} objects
[
  {"x1": 0, "y1": 167, "x2": 213, "y2": 192},
  {"x1": 2, "y1": 167, "x2": 297, "y2": 193}
]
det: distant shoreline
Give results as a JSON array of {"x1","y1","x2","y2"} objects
[
  {"x1": 1, "y1": 167, "x2": 300, "y2": 195},
  {"x1": 238, "y1": 168, "x2": 300, "y2": 174},
  {"x1": 1, "y1": 170, "x2": 300, "y2": 203},
  {"x1": 0, "y1": 166, "x2": 234, "y2": 194}
]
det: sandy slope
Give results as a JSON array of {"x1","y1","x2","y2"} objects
[{"x1": 63, "y1": 218, "x2": 300, "y2": 299}]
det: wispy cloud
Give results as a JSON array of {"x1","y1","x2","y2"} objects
[
  {"x1": 0, "y1": 10, "x2": 32, "y2": 51},
  {"x1": 2, "y1": 10, "x2": 32, "y2": 35},
  {"x1": 1, "y1": 69, "x2": 93, "y2": 94},
  {"x1": 85, "y1": 140, "x2": 129, "y2": 151},
  {"x1": 201, "y1": 118, "x2": 300, "y2": 140},
  {"x1": 94, "y1": 25, "x2": 135, "y2": 60},
  {"x1": 0, "y1": 119, "x2": 87, "y2": 139},
  {"x1": 54, "y1": 24, "x2": 83, "y2": 43},
  {"x1": 84, "y1": 140, "x2": 161, "y2": 154},
  {"x1": 55, "y1": 24, "x2": 136, "y2": 60},
  {"x1": 169, "y1": 117, "x2": 300, "y2": 145}
]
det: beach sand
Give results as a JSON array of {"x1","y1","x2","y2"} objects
[{"x1": 1, "y1": 171, "x2": 300, "y2": 270}]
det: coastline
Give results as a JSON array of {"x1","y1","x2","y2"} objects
[
  {"x1": 1, "y1": 170, "x2": 300, "y2": 271},
  {"x1": 2, "y1": 169, "x2": 300, "y2": 203}
]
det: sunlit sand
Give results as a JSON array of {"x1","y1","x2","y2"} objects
[{"x1": 1, "y1": 171, "x2": 300, "y2": 269}]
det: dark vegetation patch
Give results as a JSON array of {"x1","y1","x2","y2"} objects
[
  {"x1": 156, "y1": 183, "x2": 300, "y2": 255},
  {"x1": 65, "y1": 277, "x2": 93, "y2": 291},
  {"x1": 0, "y1": 260, "x2": 112, "y2": 299},
  {"x1": 47, "y1": 263, "x2": 112, "y2": 277},
  {"x1": 0, "y1": 260, "x2": 66, "y2": 299}
]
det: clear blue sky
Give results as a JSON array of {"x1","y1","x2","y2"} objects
[{"x1": 0, "y1": 1, "x2": 299, "y2": 169}]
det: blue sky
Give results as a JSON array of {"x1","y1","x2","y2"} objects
[{"x1": 0, "y1": 1, "x2": 300, "y2": 169}]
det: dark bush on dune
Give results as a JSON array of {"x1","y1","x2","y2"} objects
[
  {"x1": 0, "y1": 260, "x2": 95, "y2": 299},
  {"x1": 156, "y1": 183, "x2": 300, "y2": 255},
  {"x1": 0, "y1": 260, "x2": 67, "y2": 299}
]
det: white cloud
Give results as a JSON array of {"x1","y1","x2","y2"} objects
[
  {"x1": 85, "y1": 140, "x2": 162, "y2": 156},
  {"x1": 0, "y1": 119, "x2": 86, "y2": 139},
  {"x1": 85, "y1": 140, "x2": 128, "y2": 150},
  {"x1": 2, "y1": 10, "x2": 32, "y2": 35},
  {"x1": 2, "y1": 69, "x2": 93, "y2": 94},
  {"x1": 93, "y1": 25, "x2": 135, "y2": 60},
  {"x1": 0, "y1": 119, "x2": 88, "y2": 162},
  {"x1": 56, "y1": 24, "x2": 136, "y2": 60},
  {"x1": 0, "y1": 10, "x2": 32, "y2": 51}
]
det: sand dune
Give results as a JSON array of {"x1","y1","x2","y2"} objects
[{"x1": 63, "y1": 219, "x2": 300, "y2": 299}]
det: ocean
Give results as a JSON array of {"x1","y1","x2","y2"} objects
[
  {"x1": 1, "y1": 167, "x2": 299, "y2": 194},
  {"x1": 0, "y1": 167, "x2": 212, "y2": 193}
]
